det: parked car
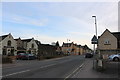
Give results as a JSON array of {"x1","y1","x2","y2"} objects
[
  {"x1": 108, "y1": 53, "x2": 120, "y2": 61},
  {"x1": 16, "y1": 53, "x2": 36, "y2": 60},
  {"x1": 16, "y1": 53, "x2": 27, "y2": 60},
  {"x1": 27, "y1": 54, "x2": 36, "y2": 60},
  {"x1": 85, "y1": 53, "x2": 93, "y2": 58}
]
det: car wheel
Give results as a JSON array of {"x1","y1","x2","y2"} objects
[{"x1": 113, "y1": 57, "x2": 119, "y2": 61}]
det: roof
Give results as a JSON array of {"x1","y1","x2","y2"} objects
[
  {"x1": 62, "y1": 42, "x2": 73, "y2": 47},
  {"x1": 14, "y1": 39, "x2": 19, "y2": 41},
  {"x1": 98, "y1": 29, "x2": 110, "y2": 39},
  {"x1": 76, "y1": 45, "x2": 81, "y2": 48},
  {"x1": 14, "y1": 37, "x2": 21, "y2": 41},
  {"x1": 98, "y1": 29, "x2": 120, "y2": 40},
  {"x1": 22, "y1": 39, "x2": 32, "y2": 42},
  {"x1": 35, "y1": 40, "x2": 41, "y2": 46},
  {"x1": 0, "y1": 34, "x2": 9, "y2": 41},
  {"x1": 112, "y1": 32, "x2": 120, "y2": 40}
]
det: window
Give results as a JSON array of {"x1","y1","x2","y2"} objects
[
  {"x1": 7, "y1": 40, "x2": 11, "y2": 46},
  {"x1": 31, "y1": 44, "x2": 34, "y2": 48},
  {"x1": 104, "y1": 39, "x2": 110, "y2": 45}
]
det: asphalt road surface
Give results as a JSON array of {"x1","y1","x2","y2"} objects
[{"x1": 2, "y1": 55, "x2": 85, "y2": 79}]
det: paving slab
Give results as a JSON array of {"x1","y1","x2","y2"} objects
[{"x1": 72, "y1": 58, "x2": 119, "y2": 78}]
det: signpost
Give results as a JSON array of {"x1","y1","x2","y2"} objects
[
  {"x1": 91, "y1": 35, "x2": 98, "y2": 44},
  {"x1": 91, "y1": 35, "x2": 98, "y2": 69}
]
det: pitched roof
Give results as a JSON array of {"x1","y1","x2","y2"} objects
[
  {"x1": 0, "y1": 34, "x2": 9, "y2": 41},
  {"x1": 98, "y1": 29, "x2": 120, "y2": 40},
  {"x1": 14, "y1": 37, "x2": 21, "y2": 41},
  {"x1": 62, "y1": 42, "x2": 73, "y2": 47},
  {"x1": 112, "y1": 32, "x2": 120, "y2": 40},
  {"x1": 76, "y1": 45, "x2": 81, "y2": 48},
  {"x1": 35, "y1": 40, "x2": 41, "y2": 46},
  {"x1": 14, "y1": 39, "x2": 19, "y2": 41},
  {"x1": 22, "y1": 39, "x2": 32, "y2": 42},
  {"x1": 98, "y1": 29, "x2": 111, "y2": 39}
]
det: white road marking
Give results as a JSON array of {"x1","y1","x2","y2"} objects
[
  {"x1": 64, "y1": 63, "x2": 84, "y2": 80},
  {"x1": 40, "y1": 64, "x2": 56, "y2": 68},
  {"x1": 40, "y1": 59, "x2": 72, "y2": 69},
  {"x1": 3, "y1": 70, "x2": 30, "y2": 77},
  {"x1": 72, "y1": 65, "x2": 84, "y2": 78},
  {"x1": 3, "y1": 57, "x2": 75, "y2": 77}
]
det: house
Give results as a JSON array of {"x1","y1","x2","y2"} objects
[
  {"x1": 81, "y1": 45, "x2": 92, "y2": 54},
  {"x1": 62, "y1": 42, "x2": 81, "y2": 55},
  {"x1": 98, "y1": 29, "x2": 120, "y2": 55},
  {"x1": 37, "y1": 41, "x2": 62, "y2": 57},
  {"x1": 62, "y1": 42, "x2": 75, "y2": 55},
  {"x1": 0, "y1": 33, "x2": 17, "y2": 56},
  {"x1": 22, "y1": 38, "x2": 38, "y2": 55},
  {"x1": 62, "y1": 42, "x2": 92, "y2": 55},
  {"x1": 37, "y1": 44, "x2": 56, "y2": 57},
  {"x1": 14, "y1": 37, "x2": 26, "y2": 54},
  {"x1": 54, "y1": 41, "x2": 63, "y2": 55}
]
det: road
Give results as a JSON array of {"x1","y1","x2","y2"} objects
[{"x1": 2, "y1": 55, "x2": 85, "y2": 79}]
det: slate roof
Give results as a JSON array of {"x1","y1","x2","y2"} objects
[
  {"x1": 0, "y1": 34, "x2": 9, "y2": 41},
  {"x1": 112, "y1": 32, "x2": 120, "y2": 40},
  {"x1": 14, "y1": 37, "x2": 21, "y2": 41},
  {"x1": 35, "y1": 40, "x2": 41, "y2": 46},
  {"x1": 22, "y1": 39, "x2": 32, "y2": 42},
  {"x1": 62, "y1": 43, "x2": 73, "y2": 47}
]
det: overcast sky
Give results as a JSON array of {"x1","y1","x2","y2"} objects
[{"x1": 1, "y1": 1, "x2": 118, "y2": 49}]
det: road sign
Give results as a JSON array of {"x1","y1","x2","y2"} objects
[{"x1": 91, "y1": 35, "x2": 98, "y2": 44}]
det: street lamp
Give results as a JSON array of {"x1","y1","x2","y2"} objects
[
  {"x1": 92, "y1": 16, "x2": 97, "y2": 38},
  {"x1": 92, "y1": 16, "x2": 98, "y2": 53},
  {"x1": 92, "y1": 16, "x2": 98, "y2": 70}
]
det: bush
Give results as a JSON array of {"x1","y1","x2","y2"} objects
[{"x1": 2, "y1": 56, "x2": 13, "y2": 64}]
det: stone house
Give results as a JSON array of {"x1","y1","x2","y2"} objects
[
  {"x1": 14, "y1": 37, "x2": 26, "y2": 54},
  {"x1": 62, "y1": 42, "x2": 75, "y2": 55},
  {"x1": 0, "y1": 33, "x2": 17, "y2": 56},
  {"x1": 36, "y1": 41, "x2": 62, "y2": 57},
  {"x1": 62, "y1": 42, "x2": 91, "y2": 55},
  {"x1": 98, "y1": 29, "x2": 120, "y2": 55},
  {"x1": 22, "y1": 38, "x2": 38, "y2": 55}
]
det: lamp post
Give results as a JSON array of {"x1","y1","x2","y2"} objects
[
  {"x1": 92, "y1": 16, "x2": 98, "y2": 70},
  {"x1": 92, "y1": 16, "x2": 98, "y2": 54},
  {"x1": 92, "y1": 16, "x2": 97, "y2": 38}
]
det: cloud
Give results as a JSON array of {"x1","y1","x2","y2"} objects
[
  {"x1": 3, "y1": 13, "x2": 49, "y2": 27},
  {"x1": 2, "y1": 2, "x2": 118, "y2": 49}
]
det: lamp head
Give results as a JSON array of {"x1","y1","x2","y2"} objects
[{"x1": 92, "y1": 16, "x2": 96, "y2": 17}]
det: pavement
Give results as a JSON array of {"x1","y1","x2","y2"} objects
[{"x1": 72, "y1": 58, "x2": 120, "y2": 79}]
